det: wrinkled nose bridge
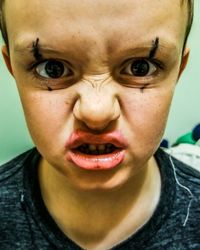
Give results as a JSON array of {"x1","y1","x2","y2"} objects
[
  {"x1": 73, "y1": 88, "x2": 120, "y2": 130},
  {"x1": 83, "y1": 73, "x2": 111, "y2": 89}
]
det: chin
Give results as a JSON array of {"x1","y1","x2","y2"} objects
[{"x1": 62, "y1": 161, "x2": 137, "y2": 192}]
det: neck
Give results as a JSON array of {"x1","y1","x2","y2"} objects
[{"x1": 38, "y1": 157, "x2": 161, "y2": 250}]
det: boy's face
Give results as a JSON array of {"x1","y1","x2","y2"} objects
[{"x1": 3, "y1": 0, "x2": 189, "y2": 190}]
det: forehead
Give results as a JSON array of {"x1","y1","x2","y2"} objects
[{"x1": 4, "y1": 0, "x2": 187, "y2": 54}]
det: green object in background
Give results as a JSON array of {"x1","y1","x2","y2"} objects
[{"x1": 173, "y1": 132, "x2": 196, "y2": 146}]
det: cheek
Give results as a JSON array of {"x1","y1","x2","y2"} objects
[
  {"x1": 19, "y1": 92, "x2": 73, "y2": 150},
  {"x1": 121, "y1": 87, "x2": 174, "y2": 155}
]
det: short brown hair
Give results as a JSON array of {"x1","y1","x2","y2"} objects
[{"x1": 0, "y1": 0, "x2": 194, "y2": 51}]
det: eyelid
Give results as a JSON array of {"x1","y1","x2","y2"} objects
[
  {"x1": 123, "y1": 59, "x2": 156, "y2": 76},
  {"x1": 25, "y1": 57, "x2": 83, "y2": 90},
  {"x1": 28, "y1": 58, "x2": 73, "y2": 70},
  {"x1": 36, "y1": 60, "x2": 73, "y2": 79},
  {"x1": 119, "y1": 57, "x2": 164, "y2": 75},
  {"x1": 27, "y1": 58, "x2": 76, "y2": 82}
]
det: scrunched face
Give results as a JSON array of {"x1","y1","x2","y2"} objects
[{"x1": 2, "y1": 0, "x2": 189, "y2": 190}]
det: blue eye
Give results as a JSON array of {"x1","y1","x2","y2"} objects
[
  {"x1": 122, "y1": 59, "x2": 157, "y2": 77},
  {"x1": 36, "y1": 60, "x2": 72, "y2": 79}
]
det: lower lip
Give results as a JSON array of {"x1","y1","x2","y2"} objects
[{"x1": 66, "y1": 150, "x2": 125, "y2": 170}]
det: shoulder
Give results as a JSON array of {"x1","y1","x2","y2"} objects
[
  {"x1": 172, "y1": 157, "x2": 200, "y2": 206},
  {"x1": 154, "y1": 148, "x2": 200, "y2": 247},
  {"x1": 0, "y1": 148, "x2": 38, "y2": 197},
  {"x1": 157, "y1": 147, "x2": 200, "y2": 178},
  {"x1": 0, "y1": 149, "x2": 35, "y2": 181},
  {"x1": 170, "y1": 152, "x2": 200, "y2": 186},
  {"x1": 0, "y1": 148, "x2": 39, "y2": 230},
  {"x1": 156, "y1": 147, "x2": 200, "y2": 193},
  {"x1": 0, "y1": 149, "x2": 41, "y2": 246},
  {"x1": 157, "y1": 148, "x2": 200, "y2": 222}
]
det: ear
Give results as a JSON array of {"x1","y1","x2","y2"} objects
[
  {"x1": 2, "y1": 45, "x2": 14, "y2": 75},
  {"x1": 178, "y1": 47, "x2": 190, "y2": 79}
]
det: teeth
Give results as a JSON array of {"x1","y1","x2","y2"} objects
[
  {"x1": 106, "y1": 147, "x2": 112, "y2": 154},
  {"x1": 88, "y1": 144, "x2": 107, "y2": 151},
  {"x1": 98, "y1": 144, "x2": 106, "y2": 154},
  {"x1": 89, "y1": 144, "x2": 97, "y2": 151},
  {"x1": 98, "y1": 144, "x2": 106, "y2": 151},
  {"x1": 78, "y1": 144, "x2": 115, "y2": 155}
]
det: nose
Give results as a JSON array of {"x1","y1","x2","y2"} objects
[{"x1": 73, "y1": 91, "x2": 120, "y2": 131}]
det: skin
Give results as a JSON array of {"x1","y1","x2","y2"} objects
[{"x1": 2, "y1": 0, "x2": 189, "y2": 249}]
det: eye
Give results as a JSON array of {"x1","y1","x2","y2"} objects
[
  {"x1": 35, "y1": 60, "x2": 72, "y2": 79},
  {"x1": 122, "y1": 59, "x2": 157, "y2": 77}
]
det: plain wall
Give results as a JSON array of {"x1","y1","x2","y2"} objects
[
  {"x1": 164, "y1": 0, "x2": 200, "y2": 142},
  {"x1": 0, "y1": 2, "x2": 200, "y2": 164}
]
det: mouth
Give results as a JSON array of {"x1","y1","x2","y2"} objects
[{"x1": 66, "y1": 131, "x2": 127, "y2": 170}]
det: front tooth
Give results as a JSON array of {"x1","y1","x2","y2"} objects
[
  {"x1": 89, "y1": 144, "x2": 97, "y2": 151},
  {"x1": 97, "y1": 144, "x2": 106, "y2": 154},
  {"x1": 98, "y1": 144, "x2": 106, "y2": 151}
]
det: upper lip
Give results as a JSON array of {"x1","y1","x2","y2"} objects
[{"x1": 66, "y1": 130, "x2": 128, "y2": 149}]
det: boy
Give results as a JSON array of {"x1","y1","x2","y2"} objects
[{"x1": 0, "y1": 0, "x2": 199, "y2": 249}]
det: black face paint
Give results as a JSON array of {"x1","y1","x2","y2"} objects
[
  {"x1": 140, "y1": 84, "x2": 150, "y2": 93},
  {"x1": 31, "y1": 38, "x2": 53, "y2": 91},
  {"x1": 32, "y1": 38, "x2": 43, "y2": 61},
  {"x1": 149, "y1": 37, "x2": 159, "y2": 59},
  {"x1": 47, "y1": 86, "x2": 53, "y2": 91},
  {"x1": 140, "y1": 37, "x2": 160, "y2": 93}
]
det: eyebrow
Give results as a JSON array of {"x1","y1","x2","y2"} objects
[
  {"x1": 14, "y1": 37, "x2": 177, "y2": 60},
  {"x1": 14, "y1": 40, "x2": 64, "y2": 57},
  {"x1": 31, "y1": 38, "x2": 43, "y2": 61},
  {"x1": 149, "y1": 37, "x2": 159, "y2": 58}
]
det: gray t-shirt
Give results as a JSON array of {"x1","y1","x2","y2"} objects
[{"x1": 0, "y1": 148, "x2": 200, "y2": 250}]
